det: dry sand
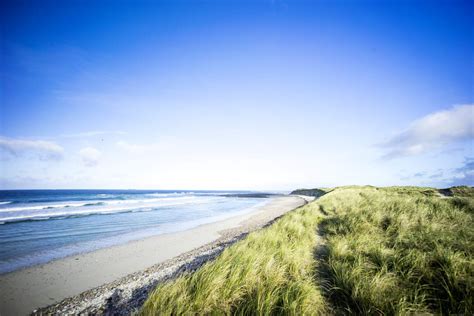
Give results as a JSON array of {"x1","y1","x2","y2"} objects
[{"x1": 0, "y1": 195, "x2": 310, "y2": 315}]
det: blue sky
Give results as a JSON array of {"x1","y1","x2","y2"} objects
[{"x1": 1, "y1": 0, "x2": 473, "y2": 190}]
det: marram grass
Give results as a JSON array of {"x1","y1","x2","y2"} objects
[
  {"x1": 141, "y1": 203, "x2": 328, "y2": 315},
  {"x1": 141, "y1": 186, "x2": 473, "y2": 315},
  {"x1": 318, "y1": 186, "x2": 473, "y2": 315}
]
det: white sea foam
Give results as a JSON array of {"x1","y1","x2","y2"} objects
[
  {"x1": 0, "y1": 196, "x2": 223, "y2": 223},
  {"x1": 0, "y1": 201, "x2": 104, "y2": 212},
  {"x1": 0, "y1": 198, "x2": 269, "y2": 274},
  {"x1": 0, "y1": 196, "x2": 199, "y2": 213},
  {"x1": 0, "y1": 191, "x2": 268, "y2": 275}
]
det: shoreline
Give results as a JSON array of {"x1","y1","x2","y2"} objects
[
  {"x1": 0, "y1": 195, "x2": 310, "y2": 315},
  {"x1": 0, "y1": 197, "x2": 271, "y2": 275}
]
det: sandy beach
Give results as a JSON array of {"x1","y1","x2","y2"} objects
[{"x1": 0, "y1": 195, "x2": 308, "y2": 315}]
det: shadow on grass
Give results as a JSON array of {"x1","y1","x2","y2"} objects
[
  {"x1": 313, "y1": 217, "x2": 364, "y2": 315},
  {"x1": 313, "y1": 213, "x2": 473, "y2": 315}
]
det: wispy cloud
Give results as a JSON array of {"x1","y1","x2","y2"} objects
[
  {"x1": 116, "y1": 141, "x2": 163, "y2": 155},
  {"x1": 79, "y1": 147, "x2": 101, "y2": 167},
  {"x1": 0, "y1": 136, "x2": 64, "y2": 160},
  {"x1": 400, "y1": 159, "x2": 473, "y2": 187},
  {"x1": 60, "y1": 130, "x2": 126, "y2": 138},
  {"x1": 429, "y1": 171, "x2": 444, "y2": 179},
  {"x1": 378, "y1": 104, "x2": 474, "y2": 159},
  {"x1": 447, "y1": 157, "x2": 474, "y2": 186},
  {"x1": 400, "y1": 169, "x2": 443, "y2": 181}
]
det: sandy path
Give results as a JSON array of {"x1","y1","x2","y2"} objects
[{"x1": 0, "y1": 195, "x2": 307, "y2": 315}]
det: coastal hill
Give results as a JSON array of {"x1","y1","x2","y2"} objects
[
  {"x1": 439, "y1": 185, "x2": 474, "y2": 197},
  {"x1": 142, "y1": 185, "x2": 473, "y2": 315},
  {"x1": 290, "y1": 188, "x2": 328, "y2": 197},
  {"x1": 292, "y1": 185, "x2": 474, "y2": 198}
]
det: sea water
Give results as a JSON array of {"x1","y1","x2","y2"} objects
[{"x1": 0, "y1": 190, "x2": 270, "y2": 274}]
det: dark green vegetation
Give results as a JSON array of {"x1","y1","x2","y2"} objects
[
  {"x1": 439, "y1": 185, "x2": 474, "y2": 198},
  {"x1": 142, "y1": 186, "x2": 473, "y2": 315},
  {"x1": 290, "y1": 188, "x2": 328, "y2": 197}
]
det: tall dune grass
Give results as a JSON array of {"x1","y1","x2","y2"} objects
[
  {"x1": 318, "y1": 187, "x2": 473, "y2": 314},
  {"x1": 141, "y1": 186, "x2": 473, "y2": 315}
]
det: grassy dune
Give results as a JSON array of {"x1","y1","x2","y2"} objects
[
  {"x1": 141, "y1": 186, "x2": 473, "y2": 315},
  {"x1": 319, "y1": 186, "x2": 473, "y2": 314}
]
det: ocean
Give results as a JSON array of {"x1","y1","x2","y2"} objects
[{"x1": 0, "y1": 190, "x2": 271, "y2": 274}]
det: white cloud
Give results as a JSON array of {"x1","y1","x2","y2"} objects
[
  {"x1": 60, "y1": 130, "x2": 126, "y2": 138},
  {"x1": 379, "y1": 104, "x2": 474, "y2": 159},
  {"x1": 79, "y1": 147, "x2": 101, "y2": 167},
  {"x1": 0, "y1": 136, "x2": 64, "y2": 160}
]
